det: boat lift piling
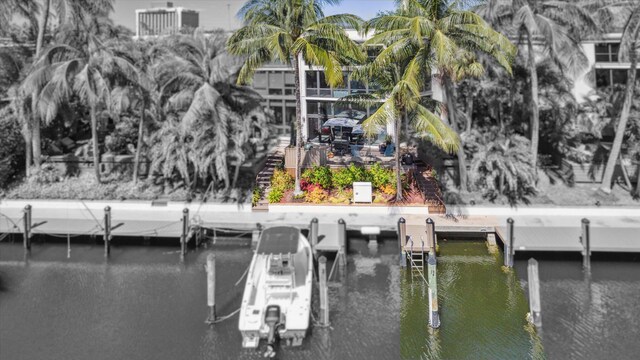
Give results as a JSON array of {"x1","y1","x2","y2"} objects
[
  {"x1": 310, "y1": 218, "x2": 319, "y2": 258},
  {"x1": 504, "y1": 218, "x2": 515, "y2": 267},
  {"x1": 581, "y1": 218, "x2": 591, "y2": 271},
  {"x1": 426, "y1": 218, "x2": 440, "y2": 328},
  {"x1": 22, "y1": 205, "x2": 31, "y2": 251},
  {"x1": 206, "y1": 253, "x2": 216, "y2": 324},
  {"x1": 337, "y1": 219, "x2": 347, "y2": 268},
  {"x1": 318, "y1": 256, "x2": 329, "y2": 327},
  {"x1": 426, "y1": 218, "x2": 436, "y2": 253},
  {"x1": 180, "y1": 208, "x2": 189, "y2": 258},
  {"x1": 527, "y1": 258, "x2": 542, "y2": 327},
  {"x1": 398, "y1": 218, "x2": 407, "y2": 268},
  {"x1": 104, "y1": 206, "x2": 111, "y2": 257}
]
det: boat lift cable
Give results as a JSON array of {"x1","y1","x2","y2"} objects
[
  {"x1": 234, "y1": 264, "x2": 250, "y2": 286},
  {"x1": 210, "y1": 308, "x2": 241, "y2": 324},
  {"x1": 80, "y1": 200, "x2": 104, "y2": 231}
]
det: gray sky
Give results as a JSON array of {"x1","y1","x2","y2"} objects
[{"x1": 112, "y1": 0, "x2": 397, "y2": 32}]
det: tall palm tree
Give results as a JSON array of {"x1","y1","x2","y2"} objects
[
  {"x1": 363, "y1": 0, "x2": 516, "y2": 195},
  {"x1": 159, "y1": 30, "x2": 269, "y2": 191},
  {"x1": 587, "y1": 2, "x2": 640, "y2": 193},
  {"x1": 227, "y1": 0, "x2": 365, "y2": 194},
  {"x1": 23, "y1": 32, "x2": 138, "y2": 183},
  {"x1": 0, "y1": 0, "x2": 38, "y2": 37},
  {"x1": 478, "y1": 0, "x2": 598, "y2": 167}
]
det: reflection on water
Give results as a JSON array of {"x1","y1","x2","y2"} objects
[
  {"x1": 514, "y1": 258, "x2": 640, "y2": 360},
  {"x1": 401, "y1": 240, "x2": 544, "y2": 360},
  {"x1": 0, "y1": 239, "x2": 399, "y2": 360}
]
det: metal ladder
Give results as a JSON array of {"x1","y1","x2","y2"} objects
[{"x1": 407, "y1": 236, "x2": 428, "y2": 284}]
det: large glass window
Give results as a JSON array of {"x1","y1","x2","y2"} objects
[
  {"x1": 596, "y1": 68, "x2": 639, "y2": 90},
  {"x1": 595, "y1": 43, "x2": 620, "y2": 62}
]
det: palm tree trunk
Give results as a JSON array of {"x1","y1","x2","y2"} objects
[
  {"x1": 395, "y1": 114, "x2": 403, "y2": 202},
  {"x1": 30, "y1": 95, "x2": 41, "y2": 168},
  {"x1": 232, "y1": 154, "x2": 242, "y2": 189},
  {"x1": 634, "y1": 164, "x2": 640, "y2": 197},
  {"x1": 465, "y1": 93, "x2": 473, "y2": 134},
  {"x1": 133, "y1": 98, "x2": 146, "y2": 184},
  {"x1": 526, "y1": 30, "x2": 540, "y2": 168},
  {"x1": 35, "y1": 0, "x2": 50, "y2": 57},
  {"x1": 293, "y1": 54, "x2": 303, "y2": 194},
  {"x1": 445, "y1": 78, "x2": 468, "y2": 192},
  {"x1": 22, "y1": 125, "x2": 32, "y2": 178},
  {"x1": 90, "y1": 103, "x2": 101, "y2": 183},
  {"x1": 600, "y1": 44, "x2": 637, "y2": 193}
]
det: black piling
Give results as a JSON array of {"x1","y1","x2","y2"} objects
[
  {"x1": 426, "y1": 218, "x2": 436, "y2": 254},
  {"x1": 337, "y1": 219, "x2": 346, "y2": 267},
  {"x1": 181, "y1": 208, "x2": 189, "y2": 258},
  {"x1": 398, "y1": 218, "x2": 407, "y2": 268},
  {"x1": 104, "y1": 206, "x2": 111, "y2": 257},
  {"x1": 504, "y1": 218, "x2": 515, "y2": 267},
  {"x1": 23, "y1": 205, "x2": 31, "y2": 251},
  {"x1": 310, "y1": 218, "x2": 319, "y2": 257},
  {"x1": 581, "y1": 218, "x2": 591, "y2": 271}
]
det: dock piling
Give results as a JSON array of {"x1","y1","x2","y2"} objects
[
  {"x1": 319, "y1": 256, "x2": 329, "y2": 326},
  {"x1": 206, "y1": 253, "x2": 216, "y2": 324},
  {"x1": 23, "y1": 205, "x2": 31, "y2": 251},
  {"x1": 581, "y1": 218, "x2": 591, "y2": 271},
  {"x1": 426, "y1": 218, "x2": 436, "y2": 254},
  {"x1": 310, "y1": 218, "x2": 319, "y2": 256},
  {"x1": 427, "y1": 251, "x2": 440, "y2": 328},
  {"x1": 527, "y1": 258, "x2": 542, "y2": 327},
  {"x1": 181, "y1": 208, "x2": 189, "y2": 258},
  {"x1": 398, "y1": 218, "x2": 407, "y2": 268},
  {"x1": 337, "y1": 219, "x2": 346, "y2": 267},
  {"x1": 505, "y1": 218, "x2": 515, "y2": 267},
  {"x1": 104, "y1": 206, "x2": 111, "y2": 257}
]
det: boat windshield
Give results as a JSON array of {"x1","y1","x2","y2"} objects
[{"x1": 257, "y1": 227, "x2": 299, "y2": 255}]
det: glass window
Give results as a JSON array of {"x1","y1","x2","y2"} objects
[
  {"x1": 307, "y1": 101, "x2": 320, "y2": 115},
  {"x1": 595, "y1": 69, "x2": 611, "y2": 88},
  {"x1": 319, "y1": 72, "x2": 328, "y2": 89},
  {"x1": 253, "y1": 71, "x2": 267, "y2": 89},
  {"x1": 272, "y1": 104, "x2": 283, "y2": 125},
  {"x1": 612, "y1": 69, "x2": 628, "y2": 87},
  {"x1": 269, "y1": 71, "x2": 284, "y2": 88},
  {"x1": 595, "y1": 44, "x2": 611, "y2": 62},
  {"x1": 306, "y1": 71, "x2": 318, "y2": 89},
  {"x1": 285, "y1": 72, "x2": 296, "y2": 86},
  {"x1": 350, "y1": 77, "x2": 366, "y2": 94},
  {"x1": 609, "y1": 43, "x2": 620, "y2": 62},
  {"x1": 269, "y1": 88, "x2": 283, "y2": 95},
  {"x1": 318, "y1": 101, "x2": 332, "y2": 119},
  {"x1": 284, "y1": 88, "x2": 294, "y2": 95}
]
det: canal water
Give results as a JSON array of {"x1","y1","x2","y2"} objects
[
  {"x1": 514, "y1": 256, "x2": 640, "y2": 360},
  {"x1": 0, "y1": 237, "x2": 399, "y2": 360},
  {"x1": 401, "y1": 240, "x2": 544, "y2": 360}
]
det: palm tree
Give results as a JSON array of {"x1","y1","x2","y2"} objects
[
  {"x1": 0, "y1": 0, "x2": 38, "y2": 37},
  {"x1": 363, "y1": 0, "x2": 516, "y2": 195},
  {"x1": 478, "y1": 0, "x2": 598, "y2": 167},
  {"x1": 591, "y1": 3, "x2": 640, "y2": 193},
  {"x1": 227, "y1": 0, "x2": 365, "y2": 194},
  {"x1": 159, "y1": 30, "x2": 269, "y2": 191},
  {"x1": 23, "y1": 31, "x2": 138, "y2": 183}
]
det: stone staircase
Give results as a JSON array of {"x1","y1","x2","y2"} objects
[
  {"x1": 253, "y1": 137, "x2": 289, "y2": 212},
  {"x1": 413, "y1": 159, "x2": 447, "y2": 214}
]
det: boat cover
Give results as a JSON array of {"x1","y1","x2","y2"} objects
[{"x1": 257, "y1": 227, "x2": 300, "y2": 255}]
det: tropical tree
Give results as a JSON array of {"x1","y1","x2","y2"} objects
[
  {"x1": 478, "y1": 0, "x2": 598, "y2": 167},
  {"x1": 469, "y1": 132, "x2": 537, "y2": 205},
  {"x1": 362, "y1": 0, "x2": 516, "y2": 195},
  {"x1": 157, "y1": 30, "x2": 270, "y2": 191},
  {"x1": 585, "y1": 2, "x2": 640, "y2": 193},
  {"x1": 227, "y1": 0, "x2": 365, "y2": 194},
  {"x1": 22, "y1": 29, "x2": 138, "y2": 182},
  {"x1": 0, "y1": 0, "x2": 39, "y2": 37}
]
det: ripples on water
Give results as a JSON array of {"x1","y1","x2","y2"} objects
[
  {"x1": 0, "y1": 238, "x2": 399, "y2": 360},
  {"x1": 515, "y1": 258, "x2": 640, "y2": 360},
  {"x1": 401, "y1": 240, "x2": 544, "y2": 360}
]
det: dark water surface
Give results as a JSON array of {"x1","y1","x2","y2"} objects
[
  {"x1": 0, "y1": 239, "x2": 399, "y2": 360},
  {"x1": 401, "y1": 240, "x2": 544, "y2": 360},
  {"x1": 514, "y1": 257, "x2": 640, "y2": 360}
]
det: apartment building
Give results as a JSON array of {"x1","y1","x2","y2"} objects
[{"x1": 135, "y1": 3, "x2": 199, "y2": 38}]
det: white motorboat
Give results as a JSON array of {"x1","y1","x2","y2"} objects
[{"x1": 239, "y1": 226, "x2": 313, "y2": 353}]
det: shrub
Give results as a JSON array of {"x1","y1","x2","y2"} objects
[
  {"x1": 332, "y1": 167, "x2": 354, "y2": 189},
  {"x1": 348, "y1": 164, "x2": 370, "y2": 182},
  {"x1": 267, "y1": 187, "x2": 284, "y2": 203},
  {"x1": 304, "y1": 166, "x2": 332, "y2": 189},
  {"x1": 380, "y1": 183, "x2": 397, "y2": 197},
  {"x1": 30, "y1": 163, "x2": 62, "y2": 184},
  {"x1": 271, "y1": 168, "x2": 294, "y2": 192},
  {"x1": 304, "y1": 186, "x2": 328, "y2": 203},
  {"x1": 0, "y1": 115, "x2": 25, "y2": 189},
  {"x1": 329, "y1": 188, "x2": 353, "y2": 204},
  {"x1": 252, "y1": 187, "x2": 263, "y2": 206},
  {"x1": 367, "y1": 163, "x2": 394, "y2": 189}
]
